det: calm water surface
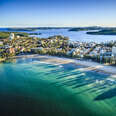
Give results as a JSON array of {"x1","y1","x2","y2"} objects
[
  {"x1": 0, "y1": 57, "x2": 116, "y2": 116},
  {"x1": 35, "y1": 29, "x2": 116, "y2": 43},
  {"x1": 1, "y1": 28, "x2": 116, "y2": 43}
]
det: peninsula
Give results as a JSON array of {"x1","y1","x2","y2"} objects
[
  {"x1": 0, "y1": 31, "x2": 116, "y2": 70},
  {"x1": 87, "y1": 29, "x2": 116, "y2": 35}
]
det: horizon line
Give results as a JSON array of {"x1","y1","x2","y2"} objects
[{"x1": 1, "y1": 25, "x2": 116, "y2": 28}]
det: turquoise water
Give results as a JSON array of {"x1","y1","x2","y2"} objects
[{"x1": 0, "y1": 57, "x2": 116, "y2": 116}]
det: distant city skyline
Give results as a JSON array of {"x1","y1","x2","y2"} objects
[{"x1": 0, "y1": 0, "x2": 116, "y2": 27}]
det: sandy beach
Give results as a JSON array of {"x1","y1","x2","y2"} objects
[{"x1": 15, "y1": 54, "x2": 116, "y2": 77}]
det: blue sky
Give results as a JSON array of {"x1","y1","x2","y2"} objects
[{"x1": 0, "y1": 0, "x2": 116, "y2": 27}]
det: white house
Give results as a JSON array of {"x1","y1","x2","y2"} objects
[
  {"x1": 0, "y1": 41, "x2": 3, "y2": 46},
  {"x1": 112, "y1": 46, "x2": 116, "y2": 57},
  {"x1": 9, "y1": 33, "x2": 15, "y2": 40}
]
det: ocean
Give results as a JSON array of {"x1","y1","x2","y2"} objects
[{"x1": 0, "y1": 57, "x2": 116, "y2": 116}]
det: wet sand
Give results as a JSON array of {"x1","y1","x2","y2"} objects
[{"x1": 15, "y1": 54, "x2": 116, "y2": 77}]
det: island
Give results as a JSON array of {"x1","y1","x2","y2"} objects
[
  {"x1": 87, "y1": 29, "x2": 116, "y2": 35},
  {"x1": 29, "y1": 33, "x2": 42, "y2": 35},
  {"x1": 7, "y1": 27, "x2": 40, "y2": 31},
  {"x1": 69, "y1": 26, "x2": 102, "y2": 31},
  {"x1": 7, "y1": 27, "x2": 71, "y2": 32}
]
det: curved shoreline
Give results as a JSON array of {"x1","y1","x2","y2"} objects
[
  {"x1": 0, "y1": 54, "x2": 111, "y2": 116},
  {"x1": 14, "y1": 54, "x2": 116, "y2": 77}
]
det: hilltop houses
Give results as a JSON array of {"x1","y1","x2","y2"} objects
[
  {"x1": 8, "y1": 48, "x2": 15, "y2": 54},
  {"x1": 0, "y1": 32, "x2": 116, "y2": 65},
  {"x1": 31, "y1": 47, "x2": 43, "y2": 53}
]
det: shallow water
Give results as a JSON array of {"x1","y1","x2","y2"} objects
[{"x1": 0, "y1": 57, "x2": 116, "y2": 116}]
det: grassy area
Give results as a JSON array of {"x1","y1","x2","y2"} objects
[
  {"x1": 0, "y1": 32, "x2": 29, "y2": 39},
  {"x1": 0, "y1": 32, "x2": 10, "y2": 39}
]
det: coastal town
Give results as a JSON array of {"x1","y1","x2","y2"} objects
[{"x1": 0, "y1": 32, "x2": 116, "y2": 65}]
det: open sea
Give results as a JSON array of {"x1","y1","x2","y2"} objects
[{"x1": 0, "y1": 57, "x2": 116, "y2": 116}]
